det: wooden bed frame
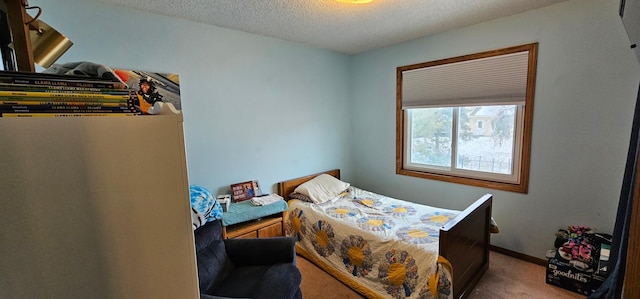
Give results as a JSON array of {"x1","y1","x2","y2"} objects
[{"x1": 278, "y1": 169, "x2": 493, "y2": 299}]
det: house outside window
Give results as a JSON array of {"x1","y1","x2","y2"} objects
[{"x1": 396, "y1": 43, "x2": 538, "y2": 193}]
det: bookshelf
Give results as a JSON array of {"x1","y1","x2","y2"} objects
[
  {"x1": 0, "y1": 107, "x2": 198, "y2": 298},
  {"x1": 0, "y1": 3, "x2": 199, "y2": 297}
]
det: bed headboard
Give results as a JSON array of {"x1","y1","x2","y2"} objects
[{"x1": 277, "y1": 169, "x2": 341, "y2": 199}]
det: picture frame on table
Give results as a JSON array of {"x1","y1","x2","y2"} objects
[{"x1": 230, "y1": 180, "x2": 262, "y2": 202}]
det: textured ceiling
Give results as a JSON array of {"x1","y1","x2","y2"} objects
[{"x1": 92, "y1": 0, "x2": 568, "y2": 54}]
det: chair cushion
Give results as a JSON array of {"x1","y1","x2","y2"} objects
[
  {"x1": 196, "y1": 239, "x2": 235, "y2": 293},
  {"x1": 194, "y1": 220, "x2": 223, "y2": 252},
  {"x1": 252, "y1": 263, "x2": 302, "y2": 299},
  {"x1": 208, "y1": 264, "x2": 302, "y2": 299},
  {"x1": 208, "y1": 265, "x2": 271, "y2": 297}
]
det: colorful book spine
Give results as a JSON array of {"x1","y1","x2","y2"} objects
[
  {"x1": 1, "y1": 105, "x2": 137, "y2": 113},
  {"x1": 1, "y1": 96, "x2": 133, "y2": 103},
  {"x1": 0, "y1": 77, "x2": 127, "y2": 90},
  {"x1": 0, "y1": 83, "x2": 133, "y2": 95},
  {"x1": 1, "y1": 110, "x2": 139, "y2": 115},
  {"x1": 0, "y1": 90, "x2": 131, "y2": 100},
  {"x1": 0, "y1": 100, "x2": 134, "y2": 107},
  {"x1": 0, "y1": 71, "x2": 128, "y2": 90},
  {"x1": 0, "y1": 113, "x2": 139, "y2": 117}
]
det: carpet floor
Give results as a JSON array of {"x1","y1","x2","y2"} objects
[{"x1": 297, "y1": 251, "x2": 586, "y2": 299}]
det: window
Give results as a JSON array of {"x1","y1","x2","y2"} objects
[{"x1": 396, "y1": 43, "x2": 538, "y2": 193}]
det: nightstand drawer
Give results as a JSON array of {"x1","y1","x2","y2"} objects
[
  {"x1": 258, "y1": 221, "x2": 283, "y2": 238},
  {"x1": 223, "y1": 215, "x2": 284, "y2": 239},
  {"x1": 234, "y1": 231, "x2": 258, "y2": 239}
]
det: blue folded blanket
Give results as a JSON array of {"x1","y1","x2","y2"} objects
[{"x1": 190, "y1": 185, "x2": 223, "y2": 230}]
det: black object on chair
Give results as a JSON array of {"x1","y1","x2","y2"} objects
[{"x1": 194, "y1": 219, "x2": 302, "y2": 299}]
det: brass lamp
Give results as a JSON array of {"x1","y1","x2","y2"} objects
[
  {"x1": 3, "y1": 1, "x2": 72, "y2": 70},
  {"x1": 29, "y1": 19, "x2": 72, "y2": 68}
]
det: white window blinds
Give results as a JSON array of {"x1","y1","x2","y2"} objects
[{"x1": 401, "y1": 51, "x2": 529, "y2": 109}]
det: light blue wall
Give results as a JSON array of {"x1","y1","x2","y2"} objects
[
  {"x1": 29, "y1": 0, "x2": 640, "y2": 259},
  {"x1": 33, "y1": 0, "x2": 354, "y2": 195},
  {"x1": 351, "y1": 0, "x2": 640, "y2": 258}
]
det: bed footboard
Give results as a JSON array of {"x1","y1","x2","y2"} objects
[{"x1": 439, "y1": 194, "x2": 493, "y2": 299}]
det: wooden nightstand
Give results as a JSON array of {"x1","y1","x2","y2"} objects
[
  {"x1": 220, "y1": 199, "x2": 288, "y2": 239},
  {"x1": 222, "y1": 213, "x2": 284, "y2": 239}
]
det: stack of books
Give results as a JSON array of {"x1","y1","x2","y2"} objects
[{"x1": 0, "y1": 71, "x2": 140, "y2": 117}]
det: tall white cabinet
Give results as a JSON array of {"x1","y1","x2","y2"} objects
[{"x1": 0, "y1": 115, "x2": 199, "y2": 299}]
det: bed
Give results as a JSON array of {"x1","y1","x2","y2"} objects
[{"x1": 278, "y1": 169, "x2": 493, "y2": 299}]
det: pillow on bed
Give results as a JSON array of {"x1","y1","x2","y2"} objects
[
  {"x1": 288, "y1": 192, "x2": 313, "y2": 202},
  {"x1": 293, "y1": 174, "x2": 350, "y2": 204}
]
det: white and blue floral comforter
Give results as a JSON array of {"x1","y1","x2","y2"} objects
[{"x1": 286, "y1": 187, "x2": 458, "y2": 299}]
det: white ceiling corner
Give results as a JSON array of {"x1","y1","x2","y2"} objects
[{"x1": 91, "y1": 0, "x2": 568, "y2": 54}]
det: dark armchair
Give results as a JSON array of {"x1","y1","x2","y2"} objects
[{"x1": 194, "y1": 219, "x2": 302, "y2": 299}]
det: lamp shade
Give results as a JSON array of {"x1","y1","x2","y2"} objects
[{"x1": 30, "y1": 19, "x2": 72, "y2": 68}]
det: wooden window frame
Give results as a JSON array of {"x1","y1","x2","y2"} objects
[{"x1": 396, "y1": 43, "x2": 538, "y2": 193}]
